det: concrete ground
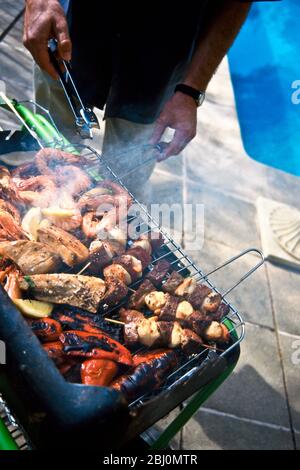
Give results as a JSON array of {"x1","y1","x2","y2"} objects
[{"x1": 0, "y1": 1, "x2": 299, "y2": 450}]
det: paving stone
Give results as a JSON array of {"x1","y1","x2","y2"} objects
[
  {"x1": 148, "y1": 408, "x2": 182, "y2": 450},
  {"x1": 198, "y1": 323, "x2": 290, "y2": 427},
  {"x1": 267, "y1": 262, "x2": 300, "y2": 336},
  {"x1": 186, "y1": 239, "x2": 273, "y2": 328},
  {"x1": 184, "y1": 181, "x2": 261, "y2": 251},
  {"x1": 0, "y1": 43, "x2": 33, "y2": 91},
  {"x1": 278, "y1": 333, "x2": 300, "y2": 432},
  {"x1": 183, "y1": 408, "x2": 294, "y2": 450},
  {"x1": 296, "y1": 431, "x2": 300, "y2": 450}
]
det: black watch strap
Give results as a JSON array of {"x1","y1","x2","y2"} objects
[{"x1": 174, "y1": 84, "x2": 205, "y2": 106}]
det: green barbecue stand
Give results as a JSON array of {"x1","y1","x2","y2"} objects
[{"x1": 0, "y1": 101, "x2": 241, "y2": 450}]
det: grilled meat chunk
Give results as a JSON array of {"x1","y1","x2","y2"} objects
[
  {"x1": 111, "y1": 349, "x2": 178, "y2": 401},
  {"x1": 19, "y1": 273, "x2": 106, "y2": 313},
  {"x1": 60, "y1": 330, "x2": 132, "y2": 366},
  {"x1": 204, "y1": 321, "x2": 230, "y2": 343},
  {"x1": 103, "y1": 264, "x2": 132, "y2": 285},
  {"x1": 119, "y1": 308, "x2": 145, "y2": 324},
  {"x1": 28, "y1": 317, "x2": 62, "y2": 342},
  {"x1": 88, "y1": 240, "x2": 115, "y2": 274},
  {"x1": 186, "y1": 283, "x2": 211, "y2": 309},
  {"x1": 126, "y1": 246, "x2": 151, "y2": 270},
  {"x1": 113, "y1": 254, "x2": 142, "y2": 282},
  {"x1": 211, "y1": 302, "x2": 230, "y2": 322},
  {"x1": 81, "y1": 359, "x2": 118, "y2": 386},
  {"x1": 146, "y1": 259, "x2": 170, "y2": 287},
  {"x1": 162, "y1": 271, "x2": 184, "y2": 293},
  {"x1": 128, "y1": 279, "x2": 156, "y2": 310},
  {"x1": 37, "y1": 225, "x2": 89, "y2": 267},
  {"x1": 175, "y1": 277, "x2": 197, "y2": 297},
  {"x1": 159, "y1": 294, "x2": 180, "y2": 321},
  {"x1": 202, "y1": 291, "x2": 222, "y2": 313},
  {"x1": 0, "y1": 240, "x2": 61, "y2": 274},
  {"x1": 103, "y1": 278, "x2": 128, "y2": 307}
]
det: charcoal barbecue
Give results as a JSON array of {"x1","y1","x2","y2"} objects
[{"x1": 0, "y1": 89, "x2": 264, "y2": 450}]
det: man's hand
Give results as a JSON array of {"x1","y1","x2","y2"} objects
[
  {"x1": 151, "y1": 92, "x2": 197, "y2": 161},
  {"x1": 23, "y1": 0, "x2": 72, "y2": 79}
]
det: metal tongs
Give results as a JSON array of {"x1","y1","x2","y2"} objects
[{"x1": 48, "y1": 39, "x2": 99, "y2": 139}]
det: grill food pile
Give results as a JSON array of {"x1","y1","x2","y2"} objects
[{"x1": 0, "y1": 148, "x2": 231, "y2": 403}]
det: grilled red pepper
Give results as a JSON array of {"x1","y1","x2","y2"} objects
[
  {"x1": 59, "y1": 330, "x2": 133, "y2": 366},
  {"x1": 111, "y1": 349, "x2": 178, "y2": 401},
  {"x1": 28, "y1": 317, "x2": 62, "y2": 342},
  {"x1": 81, "y1": 359, "x2": 118, "y2": 386}
]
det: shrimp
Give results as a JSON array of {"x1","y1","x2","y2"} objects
[
  {"x1": 0, "y1": 199, "x2": 21, "y2": 225},
  {"x1": 78, "y1": 187, "x2": 115, "y2": 212},
  {"x1": 0, "y1": 166, "x2": 21, "y2": 202},
  {"x1": 82, "y1": 212, "x2": 103, "y2": 238},
  {"x1": 35, "y1": 148, "x2": 83, "y2": 176},
  {"x1": 11, "y1": 162, "x2": 38, "y2": 181},
  {"x1": 0, "y1": 266, "x2": 22, "y2": 300},
  {"x1": 55, "y1": 165, "x2": 91, "y2": 195},
  {"x1": 97, "y1": 180, "x2": 132, "y2": 206},
  {"x1": 18, "y1": 176, "x2": 57, "y2": 208},
  {"x1": 0, "y1": 211, "x2": 26, "y2": 240}
]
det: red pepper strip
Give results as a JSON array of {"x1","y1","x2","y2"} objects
[
  {"x1": 28, "y1": 317, "x2": 62, "y2": 342},
  {"x1": 81, "y1": 359, "x2": 118, "y2": 386},
  {"x1": 59, "y1": 330, "x2": 133, "y2": 366}
]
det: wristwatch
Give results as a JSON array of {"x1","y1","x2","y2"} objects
[{"x1": 174, "y1": 84, "x2": 205, "y2": 107}]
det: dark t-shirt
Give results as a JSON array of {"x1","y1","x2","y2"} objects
[{"x1": 67, "y1": 1, "x2": 278, "y2": 124}]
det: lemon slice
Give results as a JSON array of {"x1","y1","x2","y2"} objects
[
  {"x1": 14, "y1": 299, "x2": 53, "y2": 318},
  {"x1": 21, "y1": 207, "x2": 42, "y2": 241},
  {"x1": 42, "y1": 207, "x2": 76, "y2": 218}
]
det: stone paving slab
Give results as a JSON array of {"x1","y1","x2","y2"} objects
[
  {"x1": 266, "y1": 262, "x2": 300, "y2": 337},
  {"x1": 278, "y1": 333, "x2": 300, "y2": 433},
  {"x1": 182, "y1": 408, "x2": 294, "y2": 450},
  {"x1": 197, "y1": 322, "x2": 291, "y2": 428},
  {"x1": 186, "y1": 239, "x2": 273, "y2": 328},
  {"x1": 184, "y1": 180, "x2": 261, "y2": 251}
]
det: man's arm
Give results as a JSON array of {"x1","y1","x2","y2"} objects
[
  {"x1": 23, "y1": 0, "x2": 71, "y2": 79},
  {"x1": 151, "y1": 1, "x2": 252, "y2": 160}
]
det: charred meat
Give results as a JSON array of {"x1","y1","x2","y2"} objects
[
  {"x1": 19, "y1": 273, "x2": 106, "y2": 313},
  {"x1": 37, "y1": 225, "x2": 89, "y2": 267},
  {"x1": 0, "y1": 240, "x2": 61, "y2": 274}
]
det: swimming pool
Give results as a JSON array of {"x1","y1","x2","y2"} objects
[{"x1": 228, "y1": 0, "x2": 300, "y2": 177}]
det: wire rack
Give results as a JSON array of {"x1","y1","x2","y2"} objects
[
  {"x1": 62, "y1": 143, "x2": 265, "y2": 407},
  {"x1": 0, "y1": 136, "x2": 265, "y2": 446}
]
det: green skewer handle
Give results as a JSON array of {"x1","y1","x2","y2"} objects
[
  {"x1": 13, "y1": 102, "x2": 55, "y2": 145},
  {"x1": 0, "y1": 417, "x2": 19, "y2": 450},
  {"x1": 34, "y1": 114, "x2": 79, "y2": 154}
]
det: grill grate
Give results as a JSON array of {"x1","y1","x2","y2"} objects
[{"x1": 64, "y1": 144, "x2": 264, "y2": 407}]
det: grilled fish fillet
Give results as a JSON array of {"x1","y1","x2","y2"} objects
[
  {"x1": 37, "y1": 225, "x2": 89, "y2": 267},
  {"x1": 0, "y1": 240, "x2": 61, "y2": 274},
  {"x1": 19, "y1": 273, "x2": 106, "y2": 313}
]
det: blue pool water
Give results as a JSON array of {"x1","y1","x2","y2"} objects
[{"x1": 228, "y1": 0, "x2": 300, "y2": 177}]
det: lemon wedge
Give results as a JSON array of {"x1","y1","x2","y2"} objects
[
  {"x1": 21, "y1": 207, "x2": 42, "y2": 241},
  {"x1": 14, "y1": 299, "x2": 53, "y2": 318},
  {"x1": 42, "y1": 207, "x2": 76, "y2": 218}
]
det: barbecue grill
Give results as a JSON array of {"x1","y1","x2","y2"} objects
[{"x1": 0, "y1": 98, "x2": 264, "y2": 450}]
